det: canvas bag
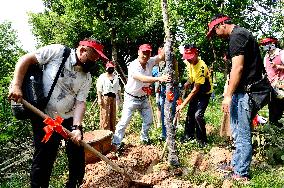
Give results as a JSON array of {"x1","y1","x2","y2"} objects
[
  {"x1": 11, "y1": 47, "x2": 71, "y2": 119},
  {"x1": 245, "y1": 74, "x2": 272, "y2": 110}
]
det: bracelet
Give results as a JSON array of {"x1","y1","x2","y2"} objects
[{"x1": 70, "y1": 125, "x2": 83, "y2": 131}]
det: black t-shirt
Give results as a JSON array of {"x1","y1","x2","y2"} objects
[{"x1": 228, "y1": 26, "x2": 264, "y2": 92}]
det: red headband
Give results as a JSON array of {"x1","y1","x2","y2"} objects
[
  {"x1": 206, "y1": 16, "x2": 230, "y2": 38},
  {"x1": 79, "y1": 41, "x2": 104, "y2": 51},
  {"x1": 259, "y1": 38, "x2": 278, "y2": 45},
  {"x1": 183, "y1": 48, "x2": 198, "y2": 60},
  {"x1": 79, "y1": 40, "x2": 108, "y2": 60}
]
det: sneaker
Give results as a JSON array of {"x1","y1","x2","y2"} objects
[
  {"x1": 197, "y1": 140, "x2": 207, "y2": 148},
  {"x1": 217, "y1": 163, "x2": 233, "y2": 173},
  {"x1": 159, "y1": 135, "x2": 166, "y2": 141},
  {"x1": 112, "y1": 142, "x2": 125, "y2": 153},
  {"x1": 224, "y1": 173, "x2": 250, "y2": 184},
  {"x1": 180, "y1": 135, "x2": 194, "y2": 143},
  {"x1": 141, "y1": 139, "x2": 151, "y2": 145}
]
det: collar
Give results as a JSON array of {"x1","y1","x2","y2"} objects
[{"x1": 266, "y1": 48, "x2": 281, "y2": 59}]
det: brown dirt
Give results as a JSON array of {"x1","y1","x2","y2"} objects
[
  {"x1": 81, "y1": 142, "x2": 233, "y2": 187},
  {"x1": 81, "y1": 144, "x2": 194, "y2": 188}
]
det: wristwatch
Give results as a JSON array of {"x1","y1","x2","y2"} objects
[{"x1": 71, "y1": 125, "x2": 83, "y2": 131}]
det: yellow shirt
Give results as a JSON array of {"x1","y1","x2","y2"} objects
[{"x1": 185, "y1": 58, "x2": 213, "y2": 94}]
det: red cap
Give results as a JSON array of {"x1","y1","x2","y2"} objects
[
  {"x1": 139, "y1": 44, "x2": 152, "y2": 51},
  {"x1": 79, "y1": 40, "x2": 109, "y2": 60},
  {"x1": 206, "y1": 16, "x2": 230, "y2": 38},
  {"x1": 259, "y1": 37, "x2": 278, "y2": 45},
  {"x1": 183, "y1": 48, "x2": 198, "y2": 60},
  {"x1": 106, "y1": 61, "x2": 115, "y2": 68}
]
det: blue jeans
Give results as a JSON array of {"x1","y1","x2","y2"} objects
[
  {"x1": 112, "y1": 92, "x2": 153, "y2": 146},
  {"x1": 160, "y1": 86, "x2": 179, "y2": 138},
  {"x1": 230, "y1": 93, "x2": 257, "y2": 177}
]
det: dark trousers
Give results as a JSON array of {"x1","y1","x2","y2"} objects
[
  {"x1": 30, "y1": 117, "x2": 85, "y2": 188},
  {"x1": 184, "y1": 94, "x2": 210, "y2": 143},
  {"x1": 269, "y1": 91, "x2": 284, "y2": 127}
]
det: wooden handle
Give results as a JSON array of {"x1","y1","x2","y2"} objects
[{"x1": 21, "y1": 99, "x2": 129, "y2": 178}]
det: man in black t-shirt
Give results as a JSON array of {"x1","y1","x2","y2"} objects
[{"x1": 207, "y1": 14, "x2": 268, "y2": 181}]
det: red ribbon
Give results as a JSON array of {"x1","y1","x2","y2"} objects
[
  {"x1": 142, "y1": 87, "x2": 152, "y2": 95},
  {"x1": 252, "y1": 115, "x2": 258, "y2": 127},
  {"x1": 166, "y1": 91, "x2": 174, "y2": 101},
  {"x1": 41, "y1": 116, "x2": 68, "y2": 143},
  {"x1": 177, "y1": 98, "x2": 183, "y2": 106}
]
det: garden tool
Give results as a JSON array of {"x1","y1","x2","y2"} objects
[{"x1": 21, "y1": 99, "x2": 153, "y2": 187}]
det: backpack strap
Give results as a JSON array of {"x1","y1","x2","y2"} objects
[{"x1": 44, "y1": 46, "x2": 71, "y2": 106}]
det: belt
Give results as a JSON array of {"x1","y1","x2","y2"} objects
[
  {"x1": 103, "y1": 92, "x2": 116, "y2": 97},
  {"x1": 125, "y1": 91, "x2": 147, "y2": 99}
]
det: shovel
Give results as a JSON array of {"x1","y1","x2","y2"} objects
[
  {"x1": 21, "y1": 99, "x2": 153, "y2": 187},
  {"x1": 145, "y1": 113, "x2": 178, "y2": 174}
]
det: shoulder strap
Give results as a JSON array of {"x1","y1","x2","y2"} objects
[{"x1": 45, "y1": 46, "x2": 71, "y2": 104}]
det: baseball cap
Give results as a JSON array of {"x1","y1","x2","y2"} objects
[
  {"x1": 206, "y1": 15, "x2": 230, "y2": 38},
  {"x1": 79, "y1": 40, "x2": 109, "y2": 60},
  {"x1": 259, "y1": 37, "x2": 278, "y2": 45},
  {"x1": 183, "y1": 44, "x2": 198, "y2": 60},
  {"x1": 139, "y1": 44, "x2": 152, "y2": 51},
  {"x1": 106, "y1": 61, "x2": 115, "y2": 68}
]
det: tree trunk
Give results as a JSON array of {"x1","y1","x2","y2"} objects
[
  {"x1": 161, "y1": 0, "x2": 178, "y2": 164},
  {"x1": 111, "y1": 30, "x2": 127, "y2": 86}
]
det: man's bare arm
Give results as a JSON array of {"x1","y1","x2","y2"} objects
[{"x1": 8, "y1": 53, "x2": 38, "y2": 102}]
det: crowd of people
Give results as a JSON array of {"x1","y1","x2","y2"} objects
[{"x1": 8, "y1": 13, "x2": 284, "y2": 187}]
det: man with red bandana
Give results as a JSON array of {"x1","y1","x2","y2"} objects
[
  {"x1": 112, "y1": 44, "x2": 170, "y2": 152},
  {"x1": 8, "y1": 38, "x2": 108, "y2": 188},
  {"x1": 259, "y1": 37, "x2": 284, "y2": 128},
  {"x1": 207, "y1": 14, "x2": 270, "y2": 182}
]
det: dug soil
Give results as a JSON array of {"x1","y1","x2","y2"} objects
[{"x1": 81, "y1": 143, "x2": 233, "y2": 188}]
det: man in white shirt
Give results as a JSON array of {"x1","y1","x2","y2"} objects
[
  {"x1": 112, "y1": 44, "x2": 170, "y2": 148},
  {"x1": 8, "y1": 38, "x2": 108, "y2": 188}
]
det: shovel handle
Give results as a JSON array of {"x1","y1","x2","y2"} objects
[
  {"x1": 21, "y1": 99, "x2": 48, "y2": 120},
  {"x1": 21, "y1": 99, "x2": 129, "y2": 178}
]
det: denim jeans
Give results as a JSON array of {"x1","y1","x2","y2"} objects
[
  {"x1": 112, "y1": 92, "x2": 153, "y2": 146},
  {"x1": 160, "y1": 85, "x2": 179, "y2": 138},
  {"x1": 230, "y1": 93, "x2": 257, "y2": 177}
]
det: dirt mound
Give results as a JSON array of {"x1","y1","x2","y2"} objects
[
  {"x1": 81, "y1": 144, "x2": 183, "y2": 187},
  {"x1": 81, "y1": 144, "x2": 233, "y2": 187}
]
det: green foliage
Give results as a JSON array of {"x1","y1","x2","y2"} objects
[
  {"x1": 212, "y1": 72, "x2": 226, "y2": 96},
  {"x1": 0, "y1": 172, "x2": 30, "y2": 188},
  {"x1": 0, "y1": 21, "x2": 28, "y2": 145},
  {"x1": 245, "y1": 167, "x2": 284, "y2": 188},
  {"x1": 252, "y1": 124, "x2": 284, "y2": 165}
]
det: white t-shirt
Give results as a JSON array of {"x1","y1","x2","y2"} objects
[
  {"x1": 125, "y1": 57, "x2": 157, "y2": 97},
  {"x1": 96, "y1": 73, "x2": 121, "y2": 95},
  {"x1": 35, "y1": 44, "x2": 92, "y2": 119}
]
